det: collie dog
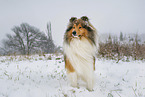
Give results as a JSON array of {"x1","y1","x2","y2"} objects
[{"x1": 63, "y1": 16, "x2": 99, "y2": 91}]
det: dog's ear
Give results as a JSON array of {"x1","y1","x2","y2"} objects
[
  {"x1": 81, "y1": 16, "x2": 89, "y2": 21},
  {"x1": 70, "y1": 17, "x2": 77, "y2": 22}
]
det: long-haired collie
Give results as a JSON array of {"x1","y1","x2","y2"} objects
[{"x1": 63, "y1": 16, "x2": 99, "y2": 91}]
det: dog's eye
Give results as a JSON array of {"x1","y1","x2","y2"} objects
[
  {"x1": 73, "y1": 27, "x2": 75, "y2": 29},
  {"x1": 79, "y1": 27, "x2": 82, "y2": 29}
]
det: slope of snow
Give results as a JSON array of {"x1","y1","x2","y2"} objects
[{"x1": 0, "y1": 55, "x2": 145, "y2": 97}]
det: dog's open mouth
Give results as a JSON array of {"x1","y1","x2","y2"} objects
[{"x1": 72, "y1": 35, "x2": 83, "y2": 39}]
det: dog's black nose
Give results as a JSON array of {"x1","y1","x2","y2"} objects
[{"x1": 72, "y1": 31, "x2": 77, "y2": 36}]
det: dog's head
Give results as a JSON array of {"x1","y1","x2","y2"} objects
[
  {"x1": 64, "y1": 16, "x2": 97, "y2": 45},
  {"x1": 66, "y1": 16, "x2": 94, "y2": 39}
]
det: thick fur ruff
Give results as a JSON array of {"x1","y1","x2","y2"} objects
[{"x1": 63, "y1": 16, "x2": 99, "y2": 91}]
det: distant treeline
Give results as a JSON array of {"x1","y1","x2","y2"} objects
[{"x1": 98, "y1": 33, "x2": 145, "y2": 61}]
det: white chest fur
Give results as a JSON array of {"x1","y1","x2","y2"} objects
[
  {"x1": 63, "y1": 38, "x2": 96, "y2": 75},
  {"x1": 63, "y1": 37, "x2": 97, "y2": 91}
]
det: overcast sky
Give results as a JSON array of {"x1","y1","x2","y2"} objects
[{"x1": 0, "y1": 0, "x2": 145, "y2": 46}]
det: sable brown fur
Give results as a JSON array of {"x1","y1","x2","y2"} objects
[{"x1": 64, "y1": 55, "x2": 75, "y2": 73}]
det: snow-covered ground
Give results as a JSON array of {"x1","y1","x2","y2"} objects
[{"x1": 0, "y1": 55, "x2": 145, "y2": 97}]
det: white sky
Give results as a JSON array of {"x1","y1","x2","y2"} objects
[{"x1": 0, "y1": 0, "x2": 145, "y2": 46}]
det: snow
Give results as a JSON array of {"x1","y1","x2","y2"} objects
[{"x1": 0, "y1": 55, "x2": 145, "y2": 97}]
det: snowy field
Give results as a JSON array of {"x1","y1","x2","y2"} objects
[{"x1": 0, "y1": 55, "x2": 145, "y2": 97}]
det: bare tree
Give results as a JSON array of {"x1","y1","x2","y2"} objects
[
  {"x1": 119, "y1": 32, "x2": 123, "y2": 41},
  {"x1": 3, "y1": 23, "x2": 46, "y2": 55},
  {"x1": 44, "y1": 22, "x2": 56, "y2": 53},
  {"x1": 2, "y1": 22, "x2": 58, "y2": 55}
]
